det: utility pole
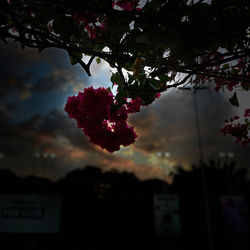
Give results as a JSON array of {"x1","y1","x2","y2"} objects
[{"x1": 178, "y1": 86, "x2": 214, "y2": 250}]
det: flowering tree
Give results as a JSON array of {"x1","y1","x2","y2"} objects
[{"x1": 1, "y1": 0, "x2": 249, "y2": 151}]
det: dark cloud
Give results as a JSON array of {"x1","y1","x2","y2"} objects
[
  {"x1": 0, "y1": 109, "x2": 97, "y2": 180},
  {"x1": 0, "y1": 106, "x2": 167, "y2": 181},
  {"x1": 130, "y1": 87, "x2": 250, "y2": 171},
  {"x1": 13, "y1": 109, "x2": 95, "y2": 152},
  {"x1": 32, "y1": 68, "x2": 82, "y2": 92},
  {"x1": 39, "y1": 110, "x2": 95, "y2": 151},
  {"x1": 0, "y1": 41, "x2": 114, "y2": 180},
  {"x1": 0, "y1": 67, "x2": 32, "y2": 99},
  {"x1": 129, "y1": 107, "x2": 156, "y2": 134},
  {"x1": 0, "y1": 42, "x2": 37, "y2": 99},
  {"x1": 0, "y1": 41, "x2": 88, "y2": 101},
  {"x1": 0, "y1": 41, "x2": 249, "y2": 181}
]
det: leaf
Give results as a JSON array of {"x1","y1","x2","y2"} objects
[
  {"x1": 242, "y1": 83, "x2": 250, "y2": 91},
  {"x1": 158, "y1": 74, "x2": 167, "y2": 82},
  {"x1": 222, "y1": 63, "x2": 229, "y2": 70},
  {"x1": 149, "y1": 78, "x2": 163, "y2": 89},
  {"x1": 94, "y1": 43, "x2": 105, "y2": 51},
  {"x1": 111, "y1": 72, "x2": 123, "y2": 86},
  {"x1": 229, "y1": 93, "x2": 239, "y2": 107},
  {"x1": 140, "y1": 92, "x2": 156, "y2": 105},
  {"x1": 69, "y1": 52, "x2": 83, "y2": 65},
  {"x1": 139, "y1": 74, "x2": 147, "y2": 85},
  {"x1": 135, "y1": 34, "x2": 150, "y2": 44},
  {"x1": 96, "y1": 57, "x2": 101, "y2": 64},
  {"x1": 127, "y1": 73, "x2": 134, "y2": 85}
]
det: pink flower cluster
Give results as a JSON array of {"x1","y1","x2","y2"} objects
[
  {"x1": 73, "y1": 12, "x2": 106, "y2": 39},
  {"x1": 244, "y1": 108, "x2": 250, "y2": 117},
  {"x1": 213, "y1": 58, "x2": 250, "y2": 91},
  {"x1": 65, "y1": 87, "x2": 146, "y2": 152},
  {"x1": 220, "y1": 113, "x2": 250, "y2": 146},
  {"x1": 112, "y1": 0, "x2": 141, "y2": 11},
  {"x1": 72, "y1": 0, "x2": 141, "y2": 39},
  {"x1": 214, "y1": 78, "x2": 240, "y2": 92},
  {"x1": 196, "y1": 57, "x2": 249, "y2": 92},
  {"x1": 126, "y1": 97, "x2": 142, "y2": 113}
]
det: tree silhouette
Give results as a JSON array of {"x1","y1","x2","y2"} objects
[{"x1": 0, "y1": 163, "x2": 249, "y2": 250}]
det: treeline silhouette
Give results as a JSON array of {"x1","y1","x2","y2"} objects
[{"x1": 0, "y1": 160, "x2": 249, "y2": 250}]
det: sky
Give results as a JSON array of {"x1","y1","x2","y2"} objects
[{"x1": 0, "y1": 41, "x2": 249, "y2": 183}]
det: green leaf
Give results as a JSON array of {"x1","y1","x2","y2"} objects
[
  {"x1": 127, "y1": 73, "x2": 135, "y2": 85},
  {"x1": 135, "y1": 34, "x2": 150, "y2": 44},
  {"x1": 94, "y1": 43, "x2": 105, "y2": 51},
  {"x1": 140, "y1": 92, "x2": 156, "y2": 105},
  {"x1": 242, "y1": 83, "x2": 250, "y2": 91},
  {"x1": 158, "y1": 74, "x2": 167, "y2": 82},
  {"x1": 111, "y1": 72, "x2": 123, "y2": 86},
  {"x1": 229, "y1": 92, "x2": 239, "y2": 107},
  {"x1": 137, "y1": 73, "x2": 147, "y2": 85},
  {"x1": 69, "y1": 52, "x2": 83, "y2": 65},
  {"x1": 146, "y1": 78, "x2": 162, "y2": 90},
  {"x1": 222, "y1": 63, "x2": 229, "y2": 70},
  {"x1": 96, "y1": 57, "x2": 101, "y2": 64}
]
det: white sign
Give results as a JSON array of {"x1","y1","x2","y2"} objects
[
  {"x1": 154, "y1": 194, "x2": 181, "y2": 235},
  {"x1": 0, "y1": 194, "x2": 61, "y2": 233}
]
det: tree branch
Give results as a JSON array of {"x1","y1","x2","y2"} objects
[
  {"x1": 166, "y1": 73, "x2": 193, "y2": 89},
  {"x1": 68, "y1": 51, "x2": 92, "y2": 76},
  {"x1": 117, "y1": 65, "x2": 128, "y2": 87}
]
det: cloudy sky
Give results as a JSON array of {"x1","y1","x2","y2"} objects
[{"x1": 0, "y1": 41, "x2": 249, "y2": 183}]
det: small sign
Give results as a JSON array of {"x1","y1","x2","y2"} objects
[
  {"x1": 154, "y1": 194, "x2": 181, "y2": 235},
  {"x1": 0, "y1": 194, "x2": 61, "y2": 233}
]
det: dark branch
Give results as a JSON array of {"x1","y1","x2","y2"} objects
[
  {"x1": 166, "y1": 73, "x2": 192, "y2": 89},
  {"x1": 68, "y1": 51, "x2": 91, "y2": 76}
]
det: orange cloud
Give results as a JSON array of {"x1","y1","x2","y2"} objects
[
  {"x1": 69, "y1": 149, "x2": 87, "y2": 159},
  {"x1": 97, "y1": 153, "x2": 174, "y2": 184}
]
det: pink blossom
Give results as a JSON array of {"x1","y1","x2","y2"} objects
[
  {"x1": 85, "y1": 25, "x2": 97, "y2": 39},
  {"x1": 73, "y1": 13, "x2": 86, "y2": 24},
  {"x1": 244, "y1": 109, "x2": 250, "y2": 117},
  {"x1": 155, "y1": 92, "x2": 161, "y2": 98},
  {"x1": 112, "y1": 0, "x2": 141, "y2": 11},
  {"x1": 73, "y1": 11, "x2": 106, "y2": 39},
  {"x1": 126, "y1": 97, "x2": 142, "y2": 113},
  {"x1": 65, "y1": 86, "x2": 162, "y2": 152},
  {"x1": 65, "y1": 87, "x2": 138, "y2": 152},
  {"x1": 220, "y1": 116, "x2": 249, "y2": 146}
]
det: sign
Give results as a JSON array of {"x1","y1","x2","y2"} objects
[
  {"x1": 220, "y1": 195, "x2": 249, "y2": 237},
  {"x1": 154, "y1": 194, "x2": 181, "y2": 235},
  {"x1": 0, "y1": 194, "x2": 61, "y2": 233}
]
